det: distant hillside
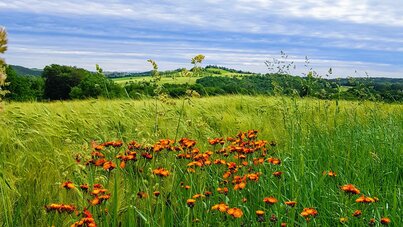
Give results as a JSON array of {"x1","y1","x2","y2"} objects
[{"x1": 10, "y1": 65, "x2": 43, "y2": 76}]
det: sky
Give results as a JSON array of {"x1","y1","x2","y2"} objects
[{"x1": 1, "y1": 0, "x2": 403, "y2": 78}]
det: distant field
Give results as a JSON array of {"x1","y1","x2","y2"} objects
[
  {"x1": 112, "y1": 68, "x2": 252, "y2": 85},
  {"x1": 112, "y1": 76, "x2": 200, "y2": 84},
  {"x1": 1, "y1": 96, "x2": 401, "y2": 226}
]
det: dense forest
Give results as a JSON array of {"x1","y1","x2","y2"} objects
[{"x1": 4, "y1": 64, "x2": 403, "y2": 102}]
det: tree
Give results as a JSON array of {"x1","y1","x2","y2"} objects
[{"x1": 43, "y1": 64, "x2": 90, "y2": 100}]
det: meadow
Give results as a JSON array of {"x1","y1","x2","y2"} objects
[{"x1": 0, "y1": 95, "x2": 401, "y2": 226}]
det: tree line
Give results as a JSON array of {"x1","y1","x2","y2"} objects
[{"x1": 3, "y1": 64, "x2": 402, "y2": 103}]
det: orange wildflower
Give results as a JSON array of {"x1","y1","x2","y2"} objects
[
  {"x1": 94, "y1": 159, "x2": 106, "y2": 166},
  {"x1": 263, "y1": 196, "x2": 278, "y2": 205},
  {"x1": 340, "y1": 184, "x2": 360, "y2": 194},
  {"x1": 71, "y1": 209, "x2": 96, "y2": 227},
  {"x1": 227, "y1": 207, "x2": 243, "y2": 218},
  {"x1": 45, "y1": 204, "x2": 76, "y2": 213},
  {"x1": 242, "y1": 197, "x2": 247, "y2": 203},
  {"x1": 300, "y1": 208, "x2": 318, "y2": 220},
  {"x1": 323, "y1": 170, "x2": 337, "y2": 177},
  {"x1": 192, "y1": 194, "x2": 205, "y2": 199},
  {"x1": 103, "y1": 161, "x2": 116, "y2": 171},
  {"x1": 380, "y1": 217, "x2": 391, "y2": 225},
  {"x1": 285, "y1": 201, "x2": 297, "y2": 207},
  {"x1": 141, "y1": 152, "x2": 153, "y2": 160},
  {"x1": 61, "y1": 181, "x2": 75, "y2": 190},
  {"x1": 217, "y1": 187, "x2": 228, "y2": 194},
  {"x1": 152, "y1": 168, "x2": 170, "y2": 177},
  {"x1": 267, "y1": 157, "x2": 281, "y2": 165},
  {"x1": 234, "y1": 182, "x2": 246, "y2": 190},
  {"x1": 186, "y1": 199, "x2": 196, "y2": 208},
  {"x1": 253, "y1": 158, "x2": 264, "y2": 165},
  {"x1": 355, "y1": 195, "x2": 377, "y2": 203},
  {"x1": 212, "y1": 203, "x2": 229, "y2": 212},
  {"x1": 273, "y1": 171, "x2": 283, "y2": 178},
  {"x1": 137, "y1": 191, "x2": 148, "y2": 199},
  {"x1": 90, "y1": 197, "x2": 100, "y2": 206},
  {"x1": 352, "y1": 210, "x2": 362, "y2": 217},
  {"x1": 281, "y1": 223, "x2": 287, "y2": 227},
  {"x1": 80, "y1": 184, "x2": 89, "y2": 192},
  {"x1": 153, "y1": 191, "x2": 161, "y2": 197},
  {"x1": 204, "y1": 191, "x2": 212, "y2": 197}
]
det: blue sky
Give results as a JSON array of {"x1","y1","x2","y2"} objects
[{"x1": 1, "y1": 0, "x2": 402, "y2": 78}]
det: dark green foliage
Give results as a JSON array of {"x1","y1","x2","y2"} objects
[
  {"x1": 5, "y1": 65, "x2": 44, "y2": 101},
  {"x1": 10, "y1": 65, "x2": 42, "y2": 76},
  {"x1": 43, "y1": 64, "x2": 90, "y2": 100}
]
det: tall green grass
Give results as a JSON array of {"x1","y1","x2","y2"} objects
[{"x1": 0, "y1": 95, "x2": 402, "y2": 226}]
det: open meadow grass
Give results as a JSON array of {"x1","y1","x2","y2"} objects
[
  {"x1": 0, "y1": 95, "x2": 402, "y2": 226},
  {"x1": 112, "y1": 76, "x2": 200, "y2": 85}
]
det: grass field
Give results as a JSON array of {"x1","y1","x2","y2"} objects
[
  {"x1": 112, "y1": 76, "x2": 200, "y2": 85},
  {"x1": 112, "y1": 67, "x2": 250, "y2": 85},
  {"x1": 0, "y1": 95, "x2": 401, "y2": 226}
]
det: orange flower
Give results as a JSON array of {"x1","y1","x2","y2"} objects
[
  {"x1": 253, "y1": 158, "x2": 264, "y2": 165},
  {"x1": 103, "y1": 161, "x2": 116, "y2": 171},
  {"x1": 141, "y1": 152, "x2": 153, "y2": 160},
  {"x1": 234, "y1": 182, "x2": 246, "y2": 190},
  {"x1": 80, "y1": 184, "x2": 89, "y2": 192},
  {"x1": 153, "y1": 191, "x2": 161, "y2": 197},
  {"x1": 352, "y1": 210, "x2": 362, "y2": 217},
  {"x1": 186, "y1": 199, "x2": 196, "y2": 208},
  {"x1": 204, "y1": 191, "x2": 212, "y2": 197},
  {"x1": 94, "y1": 159, "x2": 106, "y2": 166},
  {"x1": 273, "y1": 171, "x2": 283, "y2": 178},
  {"x1": 61, "y1": 181, "x2": 75, "y2": 190},
  {"x1": 340, "y1": 184, "x2": 360, "y2": 194},
  {"x1": 90, "y1": 197, "x2": 100, "y2": 206},
  {"x1": 152, "y1": 168, "x2": 170, "y2": 177},
  {"x1": 137, "y1": 191, "x2": 148, "y2": 199},
  {"x1": 227, "y1": 207, "x2": 243, "y2": 218},
  {"x1": 217, "y1": 187, "x2": 228, "y2": 194},
  {"x1": 285, "y1": 201, "x2": 297, "y2": 207},
  {"x1": 300, "y1": 208, "x2": 318, "y2": 220},
  {"x1": 263, "y1": 196, "x2": 278, "y2": 205},
  {"x1": 71, "y1": 209, "x2": 97, "y2": 227},
  {"x1": 355, "y1": 195, "x2": 377, "y2": 203},
  {"x1": 246, "y1": 173, "x2": 260, "y2": 181},
  {"x1": 45, "y1": 204, "x2": 76, "y2": 213},
  {"x1": 212, "y1": 203, "x2": 229, "y2": 212},
  {"x1": 267, "y1": 157, "x2": 281, "y2": 165},
  {"x1": 192, "y1": 194, "x2": 205, "y2": 199},
  {"x1": 281, "y1": 223, "x2": 287, "y2": 227},
  {"x1": 323, "y1": 170, "x2": 337, "y2": 177},
  {"x1": 380, "y1": 217, "x2": 391, "y2": 225}
]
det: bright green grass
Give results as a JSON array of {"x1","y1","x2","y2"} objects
[
  {"x1": 0, "y1": 96, "x2": 402, "y2": 226},
  {"x1": 112, "y1": 76, "x2": 200, "y2": 85}
]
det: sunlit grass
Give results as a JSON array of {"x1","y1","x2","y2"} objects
[{"x1": 0, "y1": 95, "x2": 401, "y2": 226}]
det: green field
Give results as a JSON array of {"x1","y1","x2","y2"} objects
[
  {"x1": 113, "y1": 76, "x2": 200, "y2": 85},
  {"x1": 0, "y1": 96, "x2": 402, "y2": 226},
  {"x1": 112, "y1": 68, "x2": 251, "y2": 85}
]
